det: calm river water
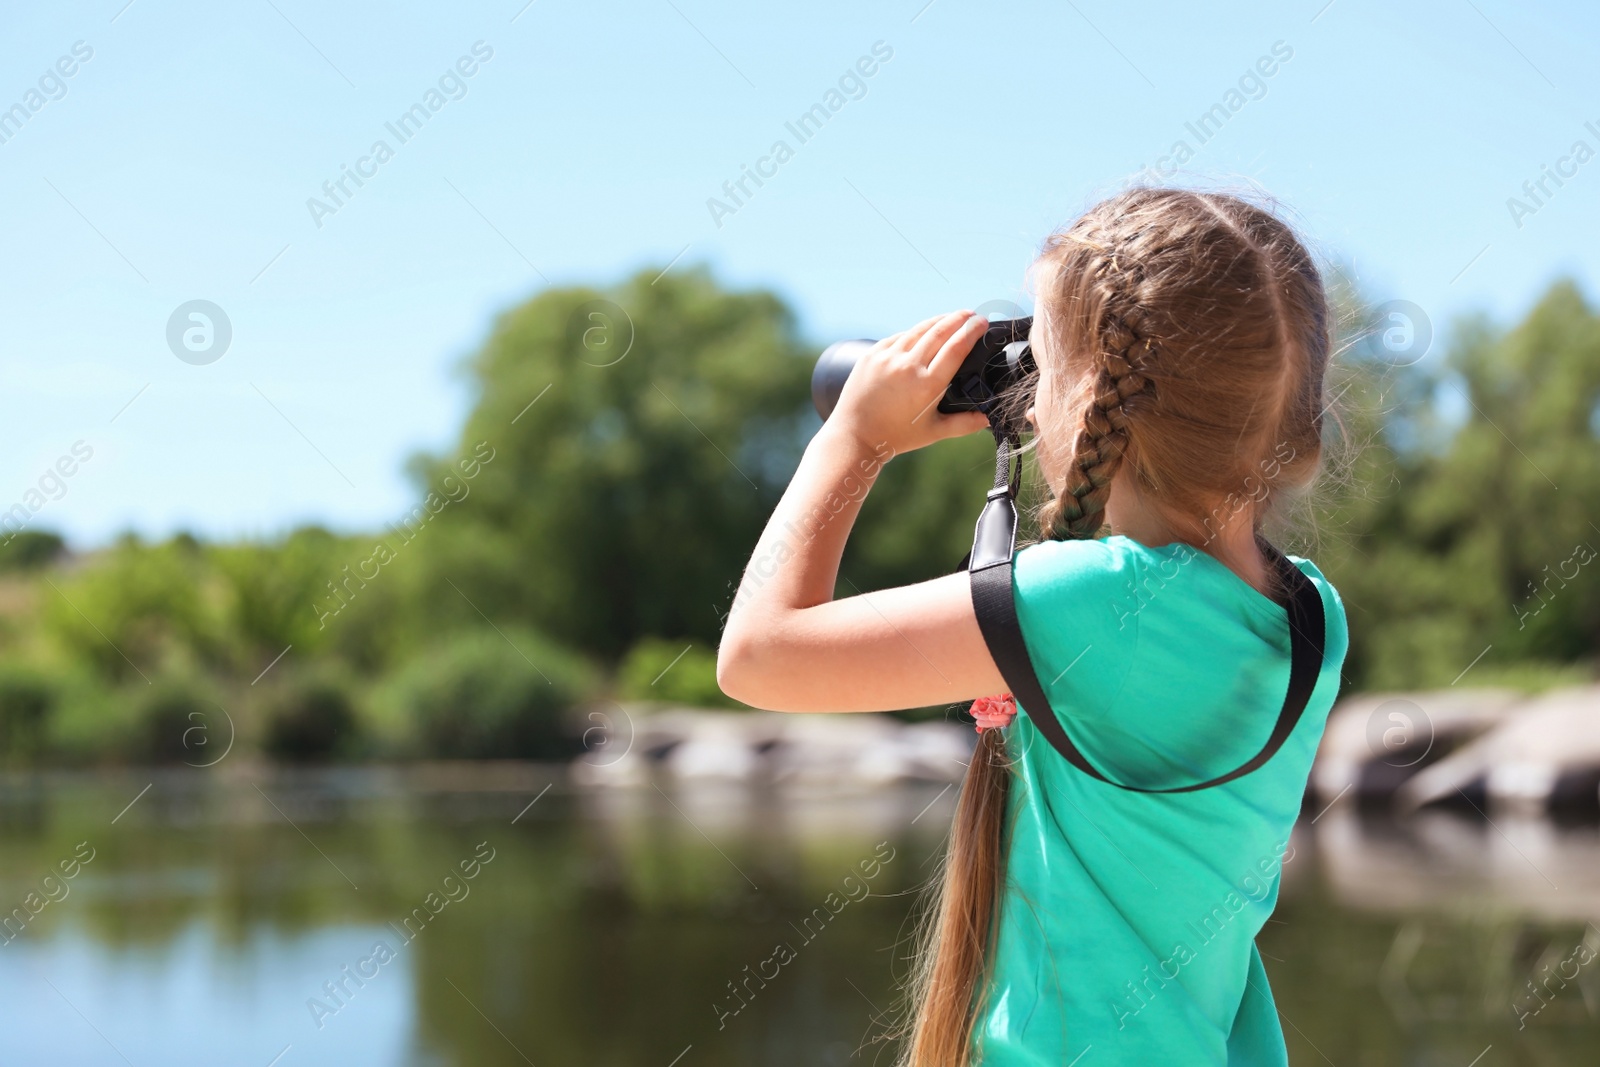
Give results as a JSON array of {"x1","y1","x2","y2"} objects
[{"x1": 0, "y1": 768, "x2": 1595, "y2": 1066}]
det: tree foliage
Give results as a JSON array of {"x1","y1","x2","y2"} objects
[
  {"x1": 1311, "y1": 279, "x2": 1600, "y2": 689},
  {"x1": 410, "y1": 267, "x2": 815, "y2": 659}
]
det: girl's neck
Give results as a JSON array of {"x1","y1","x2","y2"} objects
[{"x1": 1104, "y1": 478, "x2": 1273, "y2": 601}]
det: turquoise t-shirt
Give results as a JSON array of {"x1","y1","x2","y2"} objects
[{"x1": 972, "y1": 534, "x2": 1349, "y2": 1066}]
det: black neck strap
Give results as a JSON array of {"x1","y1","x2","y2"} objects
[{"x1": 965, "y1": 428, "x2": 1327, "y2": 794}]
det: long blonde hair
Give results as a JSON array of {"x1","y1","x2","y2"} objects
[{"x1": 894, "y1": 188, "x2": 1332, "y2": 1065}]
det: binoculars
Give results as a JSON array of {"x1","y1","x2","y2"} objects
[{"x1": 811, "y1": 315, "x2": 1035, "y2": 435}]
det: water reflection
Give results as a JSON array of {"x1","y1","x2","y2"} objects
[
  {"x1": 0, "y1": 770, "x2": 1594, "y2": 1065},
  {"x1": 1266, "y1": 807, "x2": 1600, "y2": 1066}
]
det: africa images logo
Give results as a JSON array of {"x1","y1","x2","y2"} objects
[{"x1": 166, "y1": 300, "x2": 232, "y2": 365}]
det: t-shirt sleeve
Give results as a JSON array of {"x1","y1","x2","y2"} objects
[{"x1": 1010, "y1": 537, "x2": 1141, "y2": 724}]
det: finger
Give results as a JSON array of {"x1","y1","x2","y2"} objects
[
  {"x1": 932, "y1": 408, "x2": 993, "y2": 440},
  {"x1": 870, "y1": 330, "x2": 905, "y2": 353},
  {"x1": 909, "y1": 310, "x2": 975, "y2": 366},
  {"x1": 926, "y1": 313, "x2": 989, "y2": 381},
  {"x1": 898, "y1": 311, "x2": 961, "y2": 354}
]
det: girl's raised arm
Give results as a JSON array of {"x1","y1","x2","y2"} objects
[{"x1": 716, "y1": 310, "x2": 1008, "y2": 713}]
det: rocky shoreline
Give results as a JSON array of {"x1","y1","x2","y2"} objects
[{"x1": 574, "y1": 684, "x2": 1600, "y2": 817}]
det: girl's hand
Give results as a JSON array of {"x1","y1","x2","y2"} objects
[{"x1": 827, "y1": 310, "x2": 993, "y2": 457}]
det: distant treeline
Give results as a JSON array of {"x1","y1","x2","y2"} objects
[{"x1": 0, "y1": 268, "x2": 1595, "y2": 766}]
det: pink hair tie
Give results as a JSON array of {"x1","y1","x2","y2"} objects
[{"x1": 970, "y1": 693, "x2": 1017, "y2": 734}]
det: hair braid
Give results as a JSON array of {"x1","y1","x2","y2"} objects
[{"x1": 1045, "y1": 312, "x2": 1158, "y2": 540}]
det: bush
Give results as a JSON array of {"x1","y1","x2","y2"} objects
[
  {"x1": 135, "y1": 673, "x2": 226, "y2": 765},
  {"x1": 261, "y1": 670, "x2": 360, "y2": 761},
  {"x1": 617, "y1": 637, "x2": 740, "y2": 709},
  {"x1": 0, "y1": 531, "x2": 65, "y2": 571},
  {"x1": 212, "y1": 527, "x2": 349, "y2": 665},
  {"x1": 0, "y1": 663, "x2": 55, "y2": 762},
  {"x1": 379, "y1": 627, "x2": 593, "y2": 759},
  {"x1": 42, "y1": 541, "x2": 214, "y2": 683},
  {"x1": 39, "y1": 667, "x2": 133, "y2": 766}
]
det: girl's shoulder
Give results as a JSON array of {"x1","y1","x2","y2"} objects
[
  {"x1": 1013, "y1": 534, "x2": 1205, "y2": 620},
  {"x1": 1011, "y1": 535, "x2": 1155, "y2": 652},
  {"x1": 1015, "y1": 532, "x2": 1208, "y2": 574},
  {"x1": 1013, "y1": 535, "x2": 1350, "y2": 654},
  {"x1": 1012, "y1": 533, "x2": 1127, "y2": 577}
]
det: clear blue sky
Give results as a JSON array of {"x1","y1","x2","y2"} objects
[{"x1": 2, "y1": 0, "x2": 1596, "y2": 546}]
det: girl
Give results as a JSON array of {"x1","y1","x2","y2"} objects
[{"x1": 717, "y1": 188, "x2": 1350, "y2": 1065}]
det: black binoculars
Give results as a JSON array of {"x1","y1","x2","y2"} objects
[{"x1": 811, "y1": 315, "x2": 1035, "y2": 435}]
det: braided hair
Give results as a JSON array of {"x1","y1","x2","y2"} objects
[{"x1": 1050, "y1": 315, "x2": 1158, "y2": 539}]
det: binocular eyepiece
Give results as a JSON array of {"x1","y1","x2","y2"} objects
[{"x1": 811, "y1": 315, "x2": 1035, "y2": 436}]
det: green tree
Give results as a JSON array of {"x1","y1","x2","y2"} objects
[
  {"x1": 1322, "y1": 279, "x2": 1600, "y2": 689},
  {"x1": 409, "y1": 267, "x2": 813, "y2": 660},
  {"x1": 42, "y1": 536, "x2": 216, "y2": 683},
  {"x1": 0, "y1": 530, "x2": 65, "y2": 571},
  {"x1": 211, "y1": 526, "x2": 348, "y2": 669}
]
